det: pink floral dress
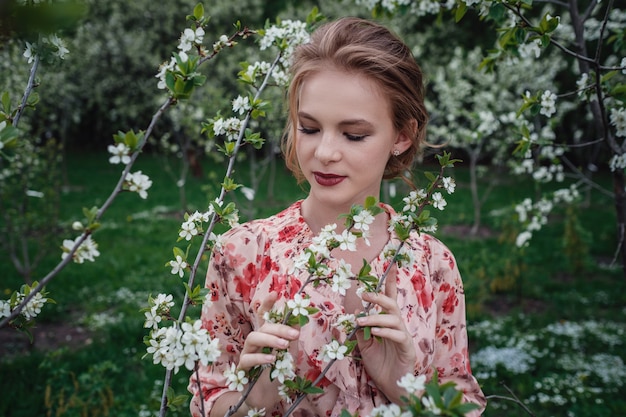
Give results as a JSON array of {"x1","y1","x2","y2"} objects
[{"x1": 189, "y1": 201, "x2": 486, "y2": 417}]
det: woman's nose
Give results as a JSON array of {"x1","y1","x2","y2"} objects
[{"x1": 314, "y1": 131, "x2": 341, "y2": 164}]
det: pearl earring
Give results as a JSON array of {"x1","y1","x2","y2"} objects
[{"x1": 393, "y1": 149, "x2": 400, "y2": 156}]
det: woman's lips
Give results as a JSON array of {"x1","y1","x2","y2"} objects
[{"x1": 313, "y1": 172, "x2": 346, "y2": 186}]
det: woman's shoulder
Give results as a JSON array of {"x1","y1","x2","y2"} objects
[{"x1": 219, "y1": 200, "x2": 307, "y2": 243}]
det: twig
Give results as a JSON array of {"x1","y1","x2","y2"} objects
[{"x1": 13, "y1": 54, "x2": 40, "y2": 127}]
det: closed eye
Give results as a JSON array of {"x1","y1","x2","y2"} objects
[
  {"x1": 345, "y1": 133, "x2": 367, "y2": 141},
  {"x1": 298, "y1": 127, "x2": 319, "y2": 135}
]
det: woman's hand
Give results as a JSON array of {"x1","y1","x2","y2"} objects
[
  {"x1": 355, "y1": 266, "x2": 416, "y2": 403},
  {"x1": 237, "y1": 293, "x2": 300, "y2": 410}
]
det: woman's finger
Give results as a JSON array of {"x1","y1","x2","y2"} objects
[
  {"x1": 384, "y1": 263, "x2": 398, "y2": 300},
  {"x1": 255, "y1": 292, "x2": 279, "y2": 326}
]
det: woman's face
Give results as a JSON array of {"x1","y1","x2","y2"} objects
[{"x1": 295, "y1": 69, "x2": 410, "y2": 210}]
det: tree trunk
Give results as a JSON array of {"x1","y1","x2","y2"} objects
[
  {"x1": 612, "y1": 170, "x2": 626, "y2": 275},
  {"x1": 469, "y1": 151, "x2": 481, "y2": 236}
]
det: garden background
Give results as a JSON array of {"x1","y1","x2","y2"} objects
[{"x1": 1, "y1": 0, "x2": 625, "y2": 416}]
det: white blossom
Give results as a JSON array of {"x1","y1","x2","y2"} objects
[
  {"x1": 232, "y1": 95, "x2": 251, "y2": 115},
  {"x1": 179, "y1": 220, "x2": 198, "y2": 241},
  {"x1": 23, "y1": 41, "x2": 35, "y2": 63},
  {"x1": 125, "y1": 171, "x2": 152, "y2": 199},
  {"x1": 144, "y1": 307, "x2": 162, "y2": 330},
  {"x1": 519, "y1": 38, "x2": 542, "y2": 59},
  {"x1": 271, "y1": 351, "x2": 296, "y2": 383},
  {"x1": 610, "y1": 107, "x2": 626, "y2": 137},
  {"x1": 224, "y1": 363, "x2": 248, "y2": 391},
  {"x1": 154, "y1": 293, "x2": 175, "y2": 310},
  {"x1": 432, "y1": 192, "x2": 447, "y2": 210},
  {"x1": 371, "y1": 403, "x2": 412, "y2": 417},
  {"x1": 332, "y1": 313, "x2": 357, "y2": 334},
  {"x1": 317, "y1": 340, "x2": 348, "y2": 362},
  {"x1": 0, "y1": 300, "x2": 11, "y2": 318},
  {"x1": 442, "y1": 177, "x2": 456, "y2": 194},
  {"x1": 352, "y1": 209, "x2": 375, "y2": 232},
  {"x1": 46, "y1": 33, "x2": 69, "y2": 59},
  {"x1": 516, "y1": 231, "x2": 533, "y2": 248},
  {"x1": 61, "y1": 235, "x2": 100, "y2": 263},
  {"x1": 330, "y1": 260, "x2": 353, "y2": 296},
  {"x1": 18, "y1": 292, "x2": 47, "y2": 320},
  {"x1": 178, "y1": 27, "x2": 205, "y2": 52},
  {"x1": 336, "y1": 229, "x2": 357, "y2": 251},
  {"x1": 397, "y1": 373, "x2": 426, "y2": 393},
  {"x1": 169, "y1": 255, "x2": 188, "y2": 277},
  {"x1": 287, "y1": 293, "x2": 311, "y2": 317},
  {"x1": 422, "y1": 396, "x2": 442, "y2": 415},
  {"x1": 540, "y1": 90, "x2": 557, "y2": 117},
  {"x1": 402, "y1": 189, "x2": 427, "y2": 212},
  {"x1": 107, "y1": 143, "x2": 131, "y2": 164}
]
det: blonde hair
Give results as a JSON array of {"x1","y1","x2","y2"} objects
[{"x1": 281, "y1": 17, "x2": 428, "y2": 185}]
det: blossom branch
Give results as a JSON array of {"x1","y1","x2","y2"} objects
[
  {"x1": 159, "y1": 51, "x2": 285, "y2": 417},
  {"x1": 13, "y1": 53, "x2": 39, "y2": 127}
]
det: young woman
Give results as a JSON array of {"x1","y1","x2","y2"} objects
[{"x1": 189, "y1": 17, "x2": 486, "y2": 417}]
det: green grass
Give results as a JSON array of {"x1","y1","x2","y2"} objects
[{"x1": 0, "y1": 151, "x2": 624, "y2": 417}]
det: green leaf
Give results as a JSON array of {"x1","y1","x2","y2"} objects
[
  {"x1": 26, "y1": 92, "x2": 39, "y2": 107},
  {"x1": 173, "y1": 246, "x2": 185, "y2": 259},
  {"x1": 424, "y1": 171, "x2": 437, "y2": 182},
  {"x1": 303, "y1": 385, "x2": 324, "y2": 394},
  {"x1": 610, "y1": 84, "x2": 626, "y2": 103},
  {"x1": 1, "y1": 91, "x2": 10, "y2": 113},
  {"x1": 193, "y1": 3, "x2": 204, "y2": 20},
  {"x1": 298, "y1": 314, "x2": 310, "y2": 327},
  {"x1": 221, "y1": 176, "x2": 241, "y2": 191},
  {"x1": 343, "y1": 340, "x2": 357, "y2": 355},
  {"x1": 455, "y1": 402, "x2": 481, "y2": 414},
  {"x1": 165, "y1": 71, "x2": 176, "y2": 92},
  {"x1": 363, "y1": 325, "x2": 372, "y2": 340},
  {"x1": 454, "y1": 2, "x2": 467, "y2": 22},
  {"x1": 601, "y1": 70, "x2": 618, "y2": 83},
  {"x1": 488, "y1": 3, "x2": 506, "y2": 22}
]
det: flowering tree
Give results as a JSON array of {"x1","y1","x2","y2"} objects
[{"x1": 355, "y1": 0, "x2": 626, "y2": 272}]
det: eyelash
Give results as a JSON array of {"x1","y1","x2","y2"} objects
[{"x1": 297, "y1": 127, "x2": 367, "y2": 142}]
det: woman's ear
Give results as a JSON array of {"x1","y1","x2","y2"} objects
[{"x1": 394, "y1": 119, "x2": 417, "y2": 154}]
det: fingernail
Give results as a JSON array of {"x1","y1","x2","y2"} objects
[{"x1": 288, "y1": 329, "x2": 299, "y2": 338}]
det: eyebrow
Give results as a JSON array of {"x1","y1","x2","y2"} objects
[{"x1": 297, "y1": 111, "x2": 375, "y2": 129}]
